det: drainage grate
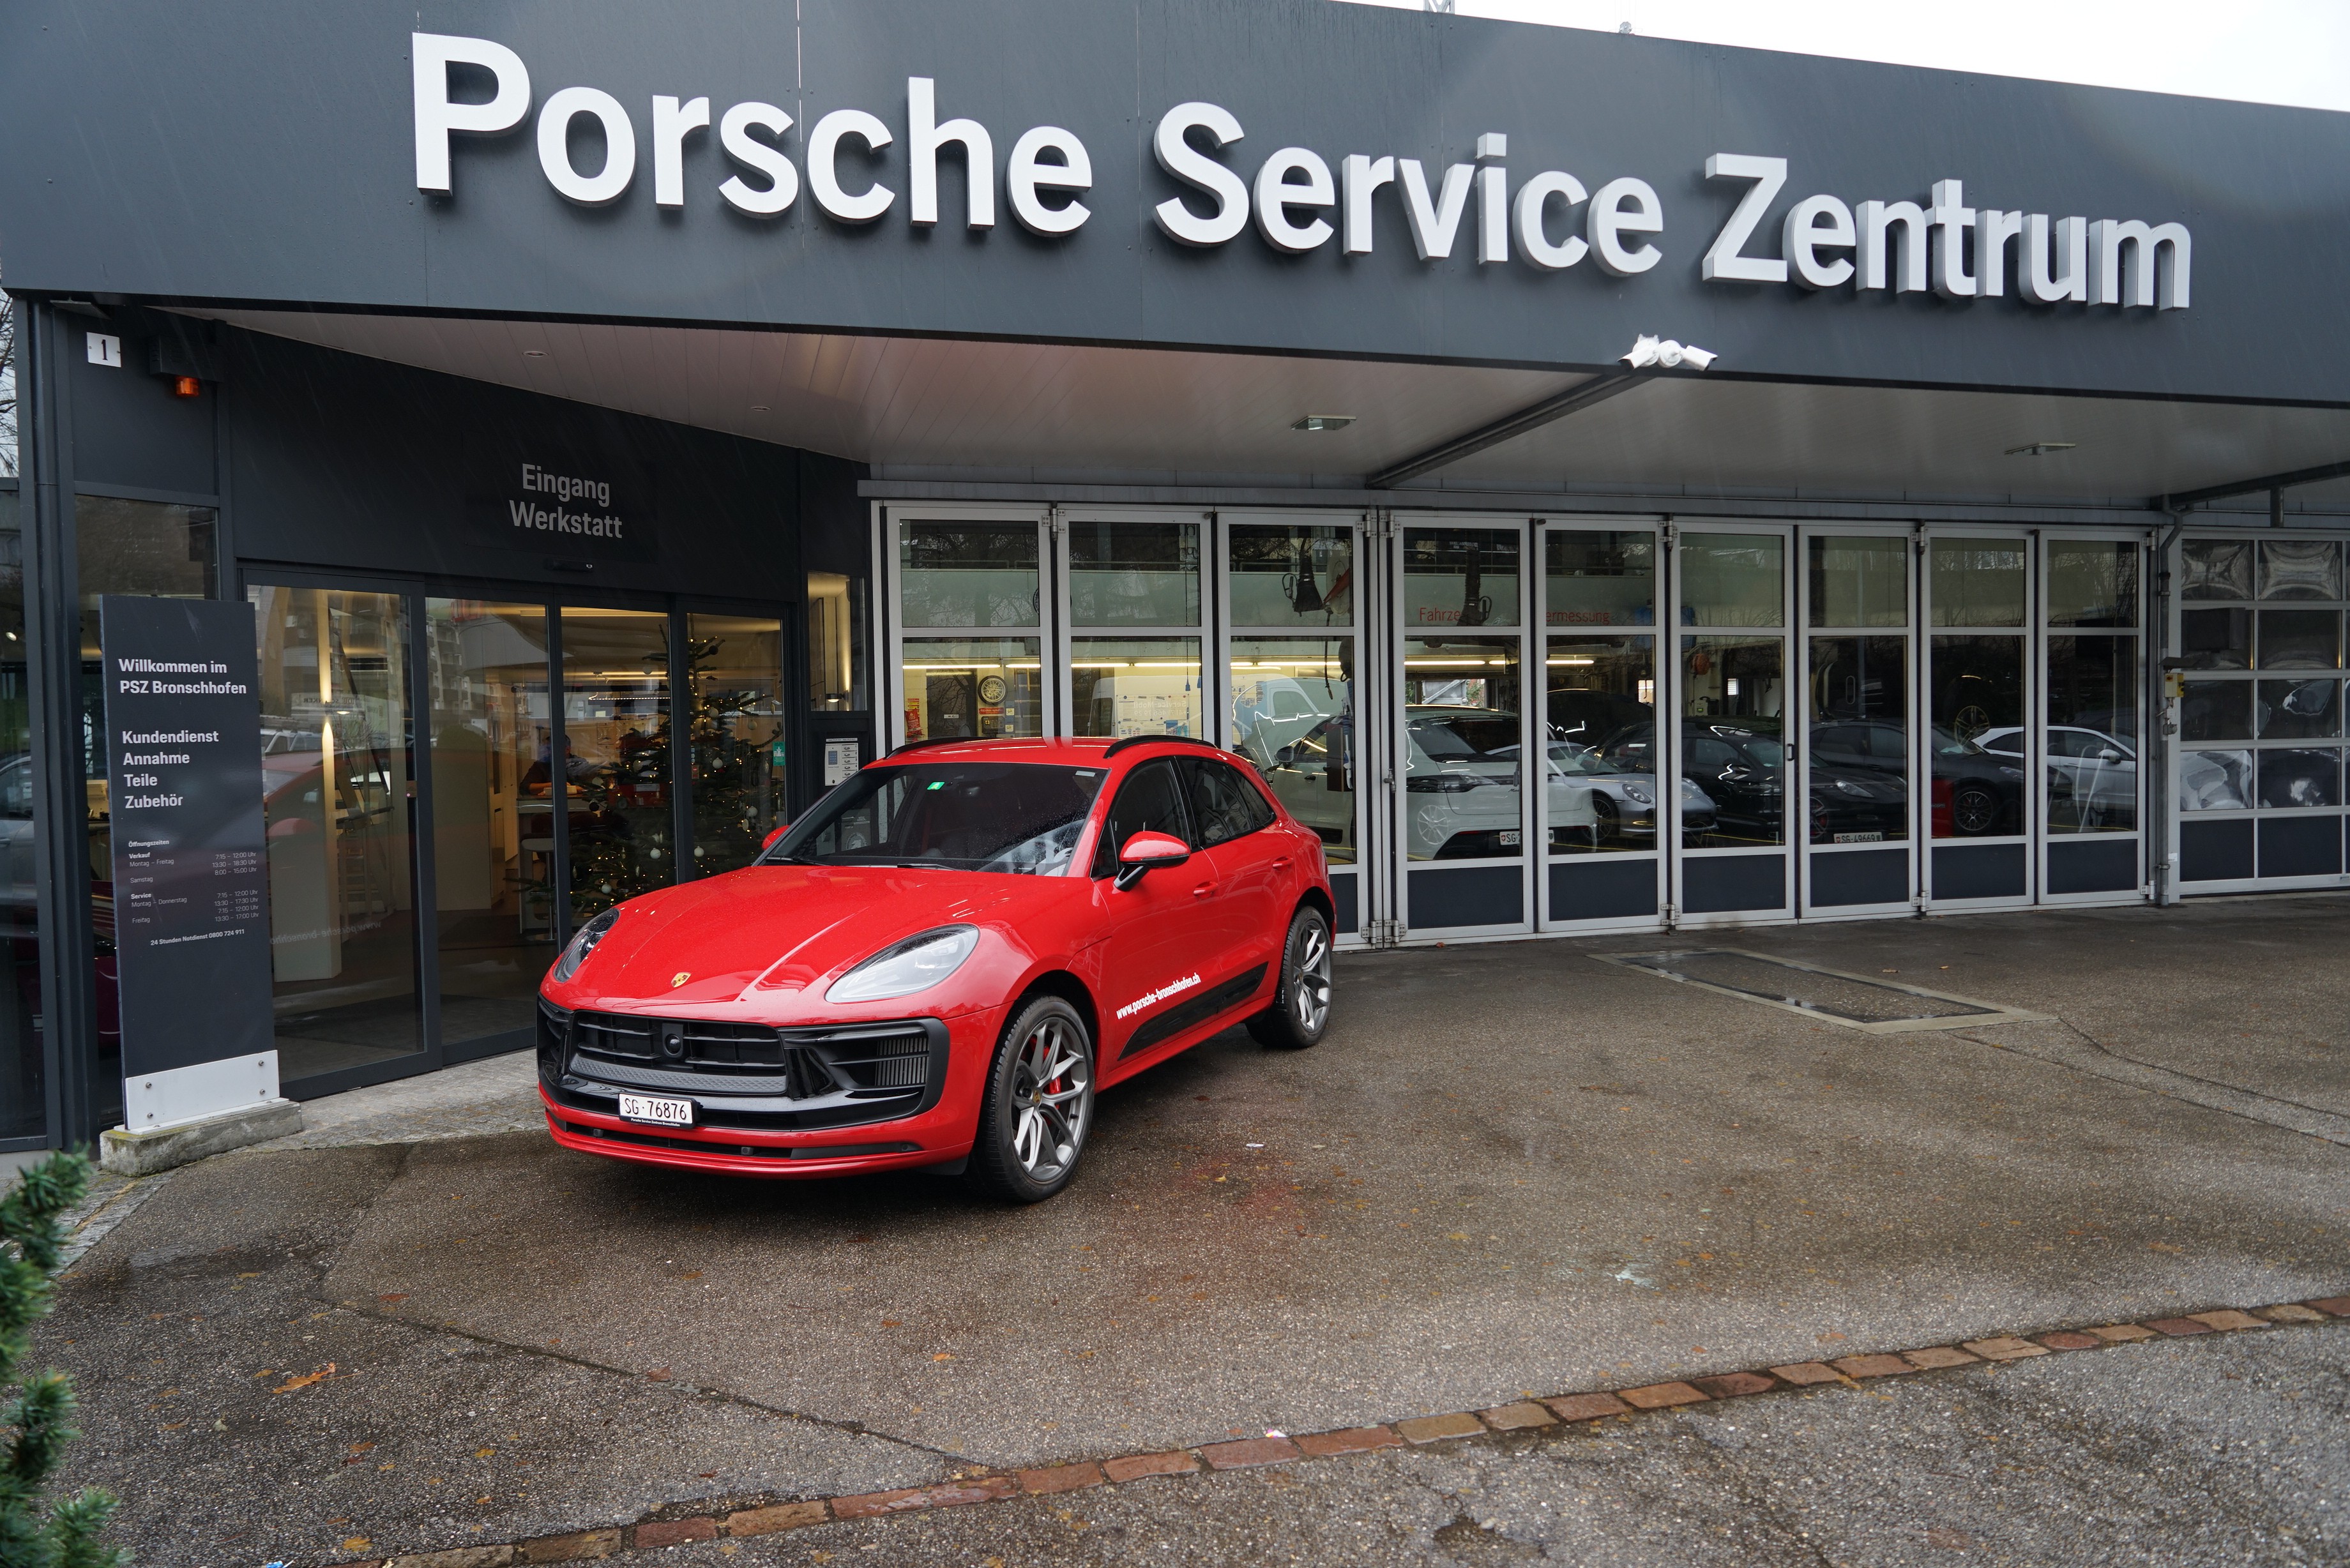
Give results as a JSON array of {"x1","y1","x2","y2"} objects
[{"x1": 1591, "y1": 949, "x2": 2052, "y2": 1033}]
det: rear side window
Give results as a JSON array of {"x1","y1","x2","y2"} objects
[
  {"x1": 1091, "y1": 759, "x2": 1192, "y2": 878},
  {"x1": 1180, "y1": 757, "x2": 1274, "y2": 845}
]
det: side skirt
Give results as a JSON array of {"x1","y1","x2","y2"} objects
[{"x1": 1117, "y1": 965, "x2": 1270, "y2": 1061}]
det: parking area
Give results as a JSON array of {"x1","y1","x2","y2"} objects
[{"x1": 44, "y1": 894, "x2": 2350, "y2": 1566}]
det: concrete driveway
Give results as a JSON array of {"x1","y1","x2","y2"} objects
[{"x1": 43, "y1": 894, "x2": 2350, "y2": 1565}]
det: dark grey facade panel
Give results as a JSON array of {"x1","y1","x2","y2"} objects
[
  {"x1": 4, "y1": 1, "x2": 2347, "y2": 403},
  {"x1": 222, "y1": 327, "x2": 809, "y2": 599}
]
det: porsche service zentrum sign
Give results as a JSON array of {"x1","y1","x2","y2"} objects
[{"x1": 413, "y1": 33, "x2": 2193, "y2": 317}]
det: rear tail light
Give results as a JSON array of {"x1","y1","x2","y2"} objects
[{"x1": 1930, "y1": 776, "x2": 1953, "y2": 838}]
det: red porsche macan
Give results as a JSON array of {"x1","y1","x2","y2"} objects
[{"x1": 536, "y1": 735, "x2": 1338, "y2": 1202}]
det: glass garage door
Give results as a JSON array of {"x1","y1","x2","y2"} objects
[
  {"x1": 1222, "y1": 514, "x2": 1363, "y2": 940},
  {"x1": 1798, "y1": 532, "x2": 1916, "y2": 916},
  {"x1": 1390, "y1": 517, "x2": 1533, "y2": 938},
  {"x1": 1920, "y1": 532, "x2": 2035, "y2": 907},
  {"x1": 2172, "y1": 534, "x2": 2347, "y2": 891},
  {"x1": 2036, "y1": 536, "x2": 2146, "y2": 901},
  {"x1": 1536, "y1": 520, "x2": 1666, "y2": 930},
  {"x1": 1669, "y1": 525, "x2": 1795, "y2": 924}
]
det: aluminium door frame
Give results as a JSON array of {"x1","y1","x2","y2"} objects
[
  {"x1": 1667, "y1": 516, "x2": 1799, "y2": 929},
  {"x1": 2036, "y1": 525, "x2": 2156, "y2": 908},
  {"x1": 1531, "y1": 513, "x2": 1671, "y2": 935},
  {"x1": 1794, "y1": 520, "x2": 1921, "y2": 921},
  {"x1": 1918, "y1": 522, "x2": 2039, "y2": 912},
  {"x1": 1215, "y1": 506, "x2": 1372, "y2": 946},
  {"x1": 1388, "y1": 509, "x2": 1536, "y2": 943}
]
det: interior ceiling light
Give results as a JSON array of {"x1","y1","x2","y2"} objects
[
  {"x1": 750, "y1": 404, "x2": 769, "y2": 412},
  {"x1": 1291, "y1": 414, "x2": 1354, "y2": 432},
  {"x1": 2005, "y1": 441, "x2": 2078, "y2": 456},
  {"x1": 522, "y1": 349, "x2": 547, "y2": 359}
]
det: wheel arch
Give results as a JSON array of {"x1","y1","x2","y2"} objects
[
  {"x1": 1294, "y1": 883, "x2": 1336, "y2": 933},
  {"x1": 1011, "y1": 968, "x2": 1102, "y2": 1051}
]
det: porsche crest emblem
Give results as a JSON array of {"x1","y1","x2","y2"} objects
[{"x1": 671, "y1": 971, "x2": 692, "y2": 988}]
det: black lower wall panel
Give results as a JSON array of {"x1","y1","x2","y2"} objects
[
  {"x1": 2047, "y1": 836, "x2": 2139, "y2": 895},
  {"x1": 1331, "y1": 871, "x2": 1358, "y2": 934},
  {"x1": 2258, "y1": 815, "x2": 2342, "y2": 878},
  {"x1": 2179, "y1": 819, "x2": 2255, "y2": 883},
  {"x1": 1548, "y1": 857, "x2": 1657, "y2": 921},
  {"x1": 1932, "y1": 842, "x2": 2027, "y2": 900},
  {"x1": 1807, "y1": 847, "x2": 1907, "y2": 908},
  {"x1": 1407, "y1": 864, "x2": 1523, "y2": 930},
  {"x1": 1681, "y1": 854, "x2": 1784, "y2": 914}
]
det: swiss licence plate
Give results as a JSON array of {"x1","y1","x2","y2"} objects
[
  {"x1": 618, "y1": 1093, "x2": 694, "y2": 1127},
  {"x1": 1498, "y1": 830, "x2": 1522, "y2": 847}
]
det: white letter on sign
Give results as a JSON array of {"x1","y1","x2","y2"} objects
[
  {"x1": 538, "y1": 86, "x2": 636, "y2": 206},
  {"x1": 413, "y1": 33, "x2": 531, "y2": 192},
  {"x1": 1153, "y1": 103, "x2": 1249, "y2": 247},
  {"x1": 1701, "y1": 153, "x2": 1787, "y2": 284}
]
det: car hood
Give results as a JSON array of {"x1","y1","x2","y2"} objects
[{"x1": 562, "y1": 865, "x2": 1074, "y2": 1008}]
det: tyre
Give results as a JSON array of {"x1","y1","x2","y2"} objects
[
  {"x1": 1246, "y1": 905, "x2": 1333, "y2": 1050},
  {"x1": 1952, "y1": 781, "x2": 2000, "y2": 836},
  {"x1": 967, "y1": 995, "x2": 1095, "y2": 1204},
  {"x1": 1591, "y1": 793, "x2": 1620, "y2": 845}
]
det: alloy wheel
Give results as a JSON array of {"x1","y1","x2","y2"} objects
[
  {"x1": 1290, "y1": 918, "x2": 1332, "y2": 1033},
  {"x1": 1009, "y1": 1015, "x2": 1090, "y2": 1182}
]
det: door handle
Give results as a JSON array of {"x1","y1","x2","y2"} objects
[
  {"x1": 1271, "y1": 856, "x2": 1292, "y2": 871},
  {"x1": 1192, "y1": 881, "x2": 1217, "y2": 898}
]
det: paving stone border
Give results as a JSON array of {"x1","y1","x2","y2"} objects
[{"x1": 361, "y1": 1295, "x2": 2350, "y2": 1568}]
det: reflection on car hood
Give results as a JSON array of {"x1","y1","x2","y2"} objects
[{"x1": 562, "y1": 865, "x2": 1070, "y2": 1007}]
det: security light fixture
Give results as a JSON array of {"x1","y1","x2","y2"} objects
[
  {"x1": 1291, "y1": 414, "x2": 1354, "y2": 432},
  {"x1": 2005, "y1": 441, "x2": 2077, "y2": 457}
]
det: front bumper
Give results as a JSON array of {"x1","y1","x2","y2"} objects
[{"x1": 536, "y1": 999, "x2": 989, "y2": 1178}]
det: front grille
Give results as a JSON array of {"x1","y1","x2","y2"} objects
[{"x1": 546, "y1": 1010, "x2": 948, "y2": 1132}]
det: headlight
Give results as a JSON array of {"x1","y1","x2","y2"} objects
[
  {"x1": 826, "y1": 925, "x2": 979, "y2": 1004},
  {"x1": 1623, "y1": 785, "x2": 1653, "y2": 805},
  {"x1": 552, "y1": 908, "x2": 619, "y2": 983},
  {"x1": 1406, "y1": 773, "x2": 1490, "y2": 793}
]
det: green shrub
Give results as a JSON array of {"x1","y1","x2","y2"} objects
[{"x1": 0, "y1": 1152, "x2": 119, "y2": 1568}]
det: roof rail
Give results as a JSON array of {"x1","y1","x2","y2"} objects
[
  {"x1": 885, "y1": 735, "x2": 977, "y2": 758},
  {"x1": 1102, "y1": 734, "x2": 1227, "y2": 760}
]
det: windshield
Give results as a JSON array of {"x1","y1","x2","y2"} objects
[
  {"x1": 764, "y1": 762, "x2": 1107, "y2": 874},
  {"x1": 1544, "y1": 741, "x2": 1621, "y2": 775},
  {"x1": 1724, "y1": 734, "x2": 1785, "y2": 767},
  {"x1": 1930, "y1": 725, "x2": 1985, "y2": 757}
]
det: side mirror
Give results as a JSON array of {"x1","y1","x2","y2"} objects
[
  {"x1": 1113, "y1": 829, "x2": 1190, "y2": 891},
  {"x1": 761, "y1": 824, "x2": 790, "y2": 850},
  {"x1": 2097, "y1": 749, "x2": 2122, "y2": 763}
]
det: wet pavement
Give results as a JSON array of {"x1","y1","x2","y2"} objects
[{"x1": 42, "y1": 893, "x2": 2350, "y2": 1565}]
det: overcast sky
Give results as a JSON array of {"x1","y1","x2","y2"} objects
[{"x1": 1340, "y1": 0, "x2": 2350, "y2": 114}]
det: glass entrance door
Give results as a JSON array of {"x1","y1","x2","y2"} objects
[
  {"x1": 1798, "y1": 531, "x2": 1916, "y2": 915},
  {"x1": 251, "y1": 584, "x2": 426, "y2": 1087},
  {"x1": 1670, "y1": 525, "x2": 1795, "y2": 923},
  {"x1": 426, "y1": 598, "x2": 557, "y2": 1056},
  {"x1": 1391, "y1": 518, "x2": 1533, "y2": 937},
  {"x1": 1921, "y1": 533, "x2": 2035, "y2": 907}
]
